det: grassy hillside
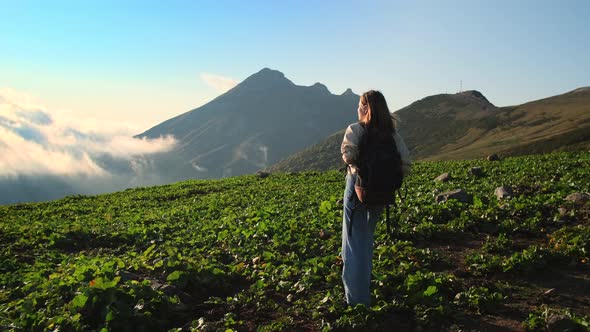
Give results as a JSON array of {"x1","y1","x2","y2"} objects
[
  {"x1": 267, "y1": 129, "x2": 347, "y2": 173},
  {"x1": 269, "y1": 88, "x2": 590, "y2": 173},
  {"x1": 395, "y1": 90, "x2": 502, "y2": 159},
  {"x1": 429, "y1": 88, "x2": 590, "y2": 161},
  {"x1": 1, "y1": 152, "x2": 590, "y2": 331}
]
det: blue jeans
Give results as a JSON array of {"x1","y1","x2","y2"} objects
[{"x1": 341, "y1": 173, "x2": 384, "y2": 307}]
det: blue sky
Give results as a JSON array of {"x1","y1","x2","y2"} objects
[{"x1": 1, "y1": 0, "x2": 589, "y2": 130}]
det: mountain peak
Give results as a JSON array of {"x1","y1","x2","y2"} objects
[
  {"x1": 256, "y1": 67, "x2": 285, "y2": 78},
  {"x1": 456, "y1": 90, "x2": 491, "y2": 104},
  {"x1": 341, "y1": 88, "x2": 355, "y2": 96},
  {"x1": 239, "y1": 68, "x2": 294, "y2": 89},
  {"x1": 311, "y1": 82, "x2": 331, "y2": 94}
]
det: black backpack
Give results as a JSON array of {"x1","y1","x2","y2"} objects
[
  {"x1": 349, "y1": 122, "x2": 404, "y2": 238},
  {"x1": 354, "y1": 123, "x2": 404, "y2": 206}
]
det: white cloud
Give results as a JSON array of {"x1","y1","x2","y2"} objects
[
  {"x1": 200, "y1": 73, "x2": 238, "y2": 93},
  {"x1": 0, "y1": 88, "x2": 47, "y2": 110},
  {"x1": 0, "y1": 88, "x2": 177, "y2": 178},
  {"x1": 0, "y1": 126, "x2": 106, "y2": 177},
  {"x1": 190, "y1": 161, "x2": 208, "y2": 172}
]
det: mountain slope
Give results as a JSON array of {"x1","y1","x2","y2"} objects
[
  {"x1": 137, "y1": 68, "x2": 358, "y2": 180},
  {"x1": 394, "y1": 90, "x2": 501, "y2": 158},
  {"x1": 267, "y1": 129, "x2": 347, "y2": 173},
  {"x1": 269, "y1": 87, "x2": 590, "y2": 172},
  {"x1": 431, "y1": 87, "x2": 590, "y2": 160}
]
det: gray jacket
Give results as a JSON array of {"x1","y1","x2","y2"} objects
[{"x1": 341, "y1": 122, "x2": 411, "y2": 175}]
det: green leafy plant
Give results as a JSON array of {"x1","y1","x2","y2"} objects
[{"x1": 1, "y1": 152, "x2": 589, "y2": 330}]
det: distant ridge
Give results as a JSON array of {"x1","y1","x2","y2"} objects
[
  {"x1": 571, "y1": 86, "x2": 590, "y2": 94},
  {"x1": 269, "y1": 87, "x2": 590, "y2": 172}
]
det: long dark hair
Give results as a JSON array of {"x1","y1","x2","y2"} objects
[{"x1": 360, "y1": 90, "x2": 395, "y2": 134}]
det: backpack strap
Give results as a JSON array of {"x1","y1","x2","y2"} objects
[{"x1": 398, "y1": 185, "x2": 408, "y2": 202}]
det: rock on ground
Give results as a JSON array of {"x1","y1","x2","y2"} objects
[
  {"x1": 565, "y1": 192, "x2": 590, "y2": 205},
  {"x1": 495, "y1": 186, "x2": 513, "y2": 200},
  {"x1": 487, "y1": 153, "x2": 500, "y2": 161},
  {"x1": 256, "y1": 171, "x2": 270, "y2": 179},
  {"x1": 435, "y1": 173, "x2": 451, "y2": 182},
  {"x1": 435, "y1": 189, "x2": 472, "y2": 204},
  {"x1": 469, "y1": 167, "x2": 484, "y2": 177}
]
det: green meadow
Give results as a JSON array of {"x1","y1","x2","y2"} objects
[{"x1": 1, "y1": 152, "x2": 589, "y2": 331}]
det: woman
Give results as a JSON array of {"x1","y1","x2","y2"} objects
[{"x1": 340, "y1": 90, "x2": 411, "y2": 307}]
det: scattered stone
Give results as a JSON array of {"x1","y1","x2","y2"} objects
[
  {"x1": 256, "y1": 171, "x2": 270, "y2": 179},
  {"x1": 150, "y1": 280, "x2": 164, "y2": 290},
  {"x1": 546, "y1": 314, "x2": 583, "y2": 332},
  {"x1": 487, "y1": 153, "x2": 500, "y2": 161},
  {"x1": 197, "y1": 318, "x2": 206, "y2": 329},
  {"x1": 116, "y1": 270, "x2": 141, "y2": 282},
  {"x1": 319, "y1": 229, "x2": 332, "y2": 240},
  {"x1": 134, "y1": 301, "x2": 145, "y2": 311},
  {"x1": 435, "y1": 189, "x2": 472, "y2": 204},
  {"x1": 434, "y1": 173, "x2": 451, "y2": 182},
  {"x1": 469, "y1": 167, "x2": 484, "y2": 177},
  {"x1": 565, "y1": 192, "x2": 590, "y2": 205},
  {"x1": 495, "y1": 186, "x2": 513, "y2": 200},
  {"x1": 150, "y1": 280, "x2": 192, "y2": 298}
]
